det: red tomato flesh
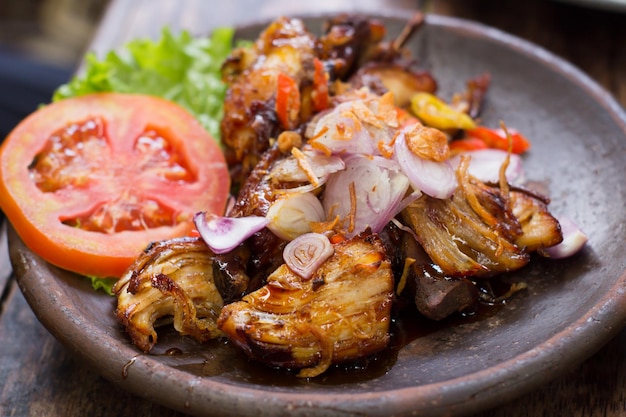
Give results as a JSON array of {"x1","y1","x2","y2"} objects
[{"x1": 0, "y1": 93, "x2": 229, "y2": 277}]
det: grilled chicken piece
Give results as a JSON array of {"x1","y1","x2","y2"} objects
[
  {"x1": 213, "y1": 146, "x2": 287, "y2": 302},
  {"x1": 321, "y1": 13, "x2": 435, "y2": 108},
  {"x1": 217, "y1": 232, "x2": 394, "y2": 377},
  {"x1": 113, "y1": 237, "x2": 223, "y2": 352},
  {"x1": 315, "y1": 14, "x2": 387, "y2": 80},
  {"x1": 510, "y1": 189, "x2": 563, "y2": 251},
  {"x1": 220, "y1": 17, "x2": 316, "y2": 181},
  {"x1": 221, "y1": 14, "x2": 433, "y2": 185},
  {"x1": 447, "y1": 72, "x2": 492, "y2": 119},
  {"x1": 402, "y1": 193, "x2": 530, "y2": 279},
  {"x1": 402, "y1": 158, "x2": 563, "y2": 279},
  {"x1": 349, "y1": 62, "x2": 437, "y2": 108}
]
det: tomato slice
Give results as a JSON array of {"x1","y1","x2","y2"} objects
[{"x1": 0, "y1": 93, "x2": 229, "y2": 278}]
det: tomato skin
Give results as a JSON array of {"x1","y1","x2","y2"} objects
[{"x1": 0, "y1": 93, "x2": 229, "y2": 278}]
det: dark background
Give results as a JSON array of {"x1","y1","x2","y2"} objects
[{"x1": 0, "y1": 0, "x2": 109, "y2": 139}]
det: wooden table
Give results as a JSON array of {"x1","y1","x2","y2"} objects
[{"x1": 1, "y1": 0, "x2": 625, "y2": 416}]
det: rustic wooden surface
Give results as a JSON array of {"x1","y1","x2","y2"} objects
[{"x1": 1, "y1": 0, "x2": 625, "y2": 416}]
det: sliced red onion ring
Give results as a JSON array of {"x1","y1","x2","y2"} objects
[
  {"x1": 393, "y1": 132, "x2": 457, "y2": 199},
  {"x1": 323, "y1": 155, "x2": 411, "y2": 238},
  {"x1": 194, "y1": 212, "x2": 269, "y2": 254},
  {"x1": 449, "y1": 149, "x2": 525, "y2": 184},
  {"x1": 283, "y1": 232, "x2": 334, "y2": 280},
  {"x1": 539, "y1": 216, "x2": 588, "y2": 259},
  {"x1": 266, "y1": 192, "x2": 326, "y2": 241}
]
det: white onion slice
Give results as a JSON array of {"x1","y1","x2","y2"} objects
[
  {"x1": 283, "y1": 232, "x2": 334, "y2": 280},
  {"x1": 323, "y1": 155, "x2": 411, "y2": 237},
  {"x1": 194, "y1": 212, "x2": 269, "y2": 254},
  {"x1": 266, "y1": 192, "x2": 326, "y2": 241},
  {"x1": 449, "y1": 149, "x2": 525, "y2": 184},
  {"x1": 224, "y1": 195, "x2": 236, "y2": 216},
  {"x1": 308, "y1": 101, "x2": 389, "y2": 156},
  {"x1": 269, "y1": 150, "x2": 345, "y2": 184},
  {"x1": 393, "y1": 132, "x2": 457, "y2": 199},
  {"x1": 539, "y1": 216, "x2": 588, "y2": 259}
]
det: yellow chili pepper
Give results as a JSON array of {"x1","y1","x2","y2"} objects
[{"x1": 410, "y1": 92, "x2": 476, "y2": 130}]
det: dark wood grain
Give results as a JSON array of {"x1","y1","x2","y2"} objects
[{"x1": 0, "y1": 0, "x2": 625, "y2": 416}]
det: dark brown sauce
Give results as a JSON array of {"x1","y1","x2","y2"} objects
[
  {"x1": 144, "y1": 274, "x2": 523, "y2": 386},
  {"x1": 144, "y1": 298, "x2": 507, "y2": 386},
  {"x1": 165, "y1": 347, "x2": 183, "y2": 356}
]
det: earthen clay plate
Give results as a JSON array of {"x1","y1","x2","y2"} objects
[{"x1": 9, "y1": 12, "x2": 626, "y2": 417}]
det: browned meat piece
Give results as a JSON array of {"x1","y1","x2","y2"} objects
[
  {"x1": 213, "y1": 146, "x2": 287, "y2": 302},
  {"x1": 113, "y1": 237, "x2": 224, "y2": 352},
  {"x1": 220, "y1": 17, "x2": 317, "y2": 180},
  {"x1": 410, "y1": 263, "x2": 478, "y2": 321},
  {"x1": 221, "y1": 14, "x2": 432, "y2": 186},
  {"x1": 349, "y1": 62, "x2": 437, "y2": 108},
  {"x1": 402, "y1": 158, "x2": 564, "y2": 279},
  {"x1": 315, "y1": 14, "x2": 387, "y2": 80},
  {"x1": 316, "y1": 12, "x2": 426, "y2": 79},
  {"x1": 451, "y1": 73, "x2": 491, "y2": 119},
  {"x1": 402, "y1": 194, "x2": 529, "y2": 278},
  {"x1": 217, "y1": 231, "x2": 394, "y2": 377},
  {"x1": 510, "y1": 188, "x2": 563, "y2": 251},
  {"x1": 386, "y1": 226, "x2": 478, "y2": 321}
]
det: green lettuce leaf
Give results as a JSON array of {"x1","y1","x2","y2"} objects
[
  {"x1": 53, "y1": 26, "x2": 234, "y2": 143},
  {"x1": 88, "y1": 276, "x2": 118, "y2": 296}
]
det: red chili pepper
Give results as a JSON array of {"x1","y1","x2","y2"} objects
[
  {"x1": 466, "y1": 126, "x2": 531, "y2": 154},
  {"x1": 329, "y1": 234, "x2": 346, "y2": 244},
  {"x1": 276, "y1": 72, "x2": 301, "y2": 129},
  {"x1": 312, "y1": 58, "x2": 329, "y2": 112},
  {"x1": 396, "y1": 107, "x2": 420, "y2": 128},
  {"x1": 449, "y1": 137, "x2": 489, "y2": 155}
]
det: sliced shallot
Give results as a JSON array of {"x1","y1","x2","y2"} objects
[
  {"x1": 283, "y1": 232, "x2": 334, "y2": 279},
  {"x1": 194, "y1": 212, "x2": 269, "y2": 254},
  {"x1": 307, "y1": 100, "x2": 394, "y2": 156},
  {"x1": 393, "y1": 131, "x2": 457, "y2": 199},
  {"x1": 268, "y1": 149, "x2": 345, "y2": 185},
  {"x1": 266, "y1": 192, "x2": 326, "y2": 241},
  {"x1": 323, "y1": 155, "x2": 412, "y2": 237},
  {"x1": 449, "y1": 149, "x2": 524, "y2": 184}
]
